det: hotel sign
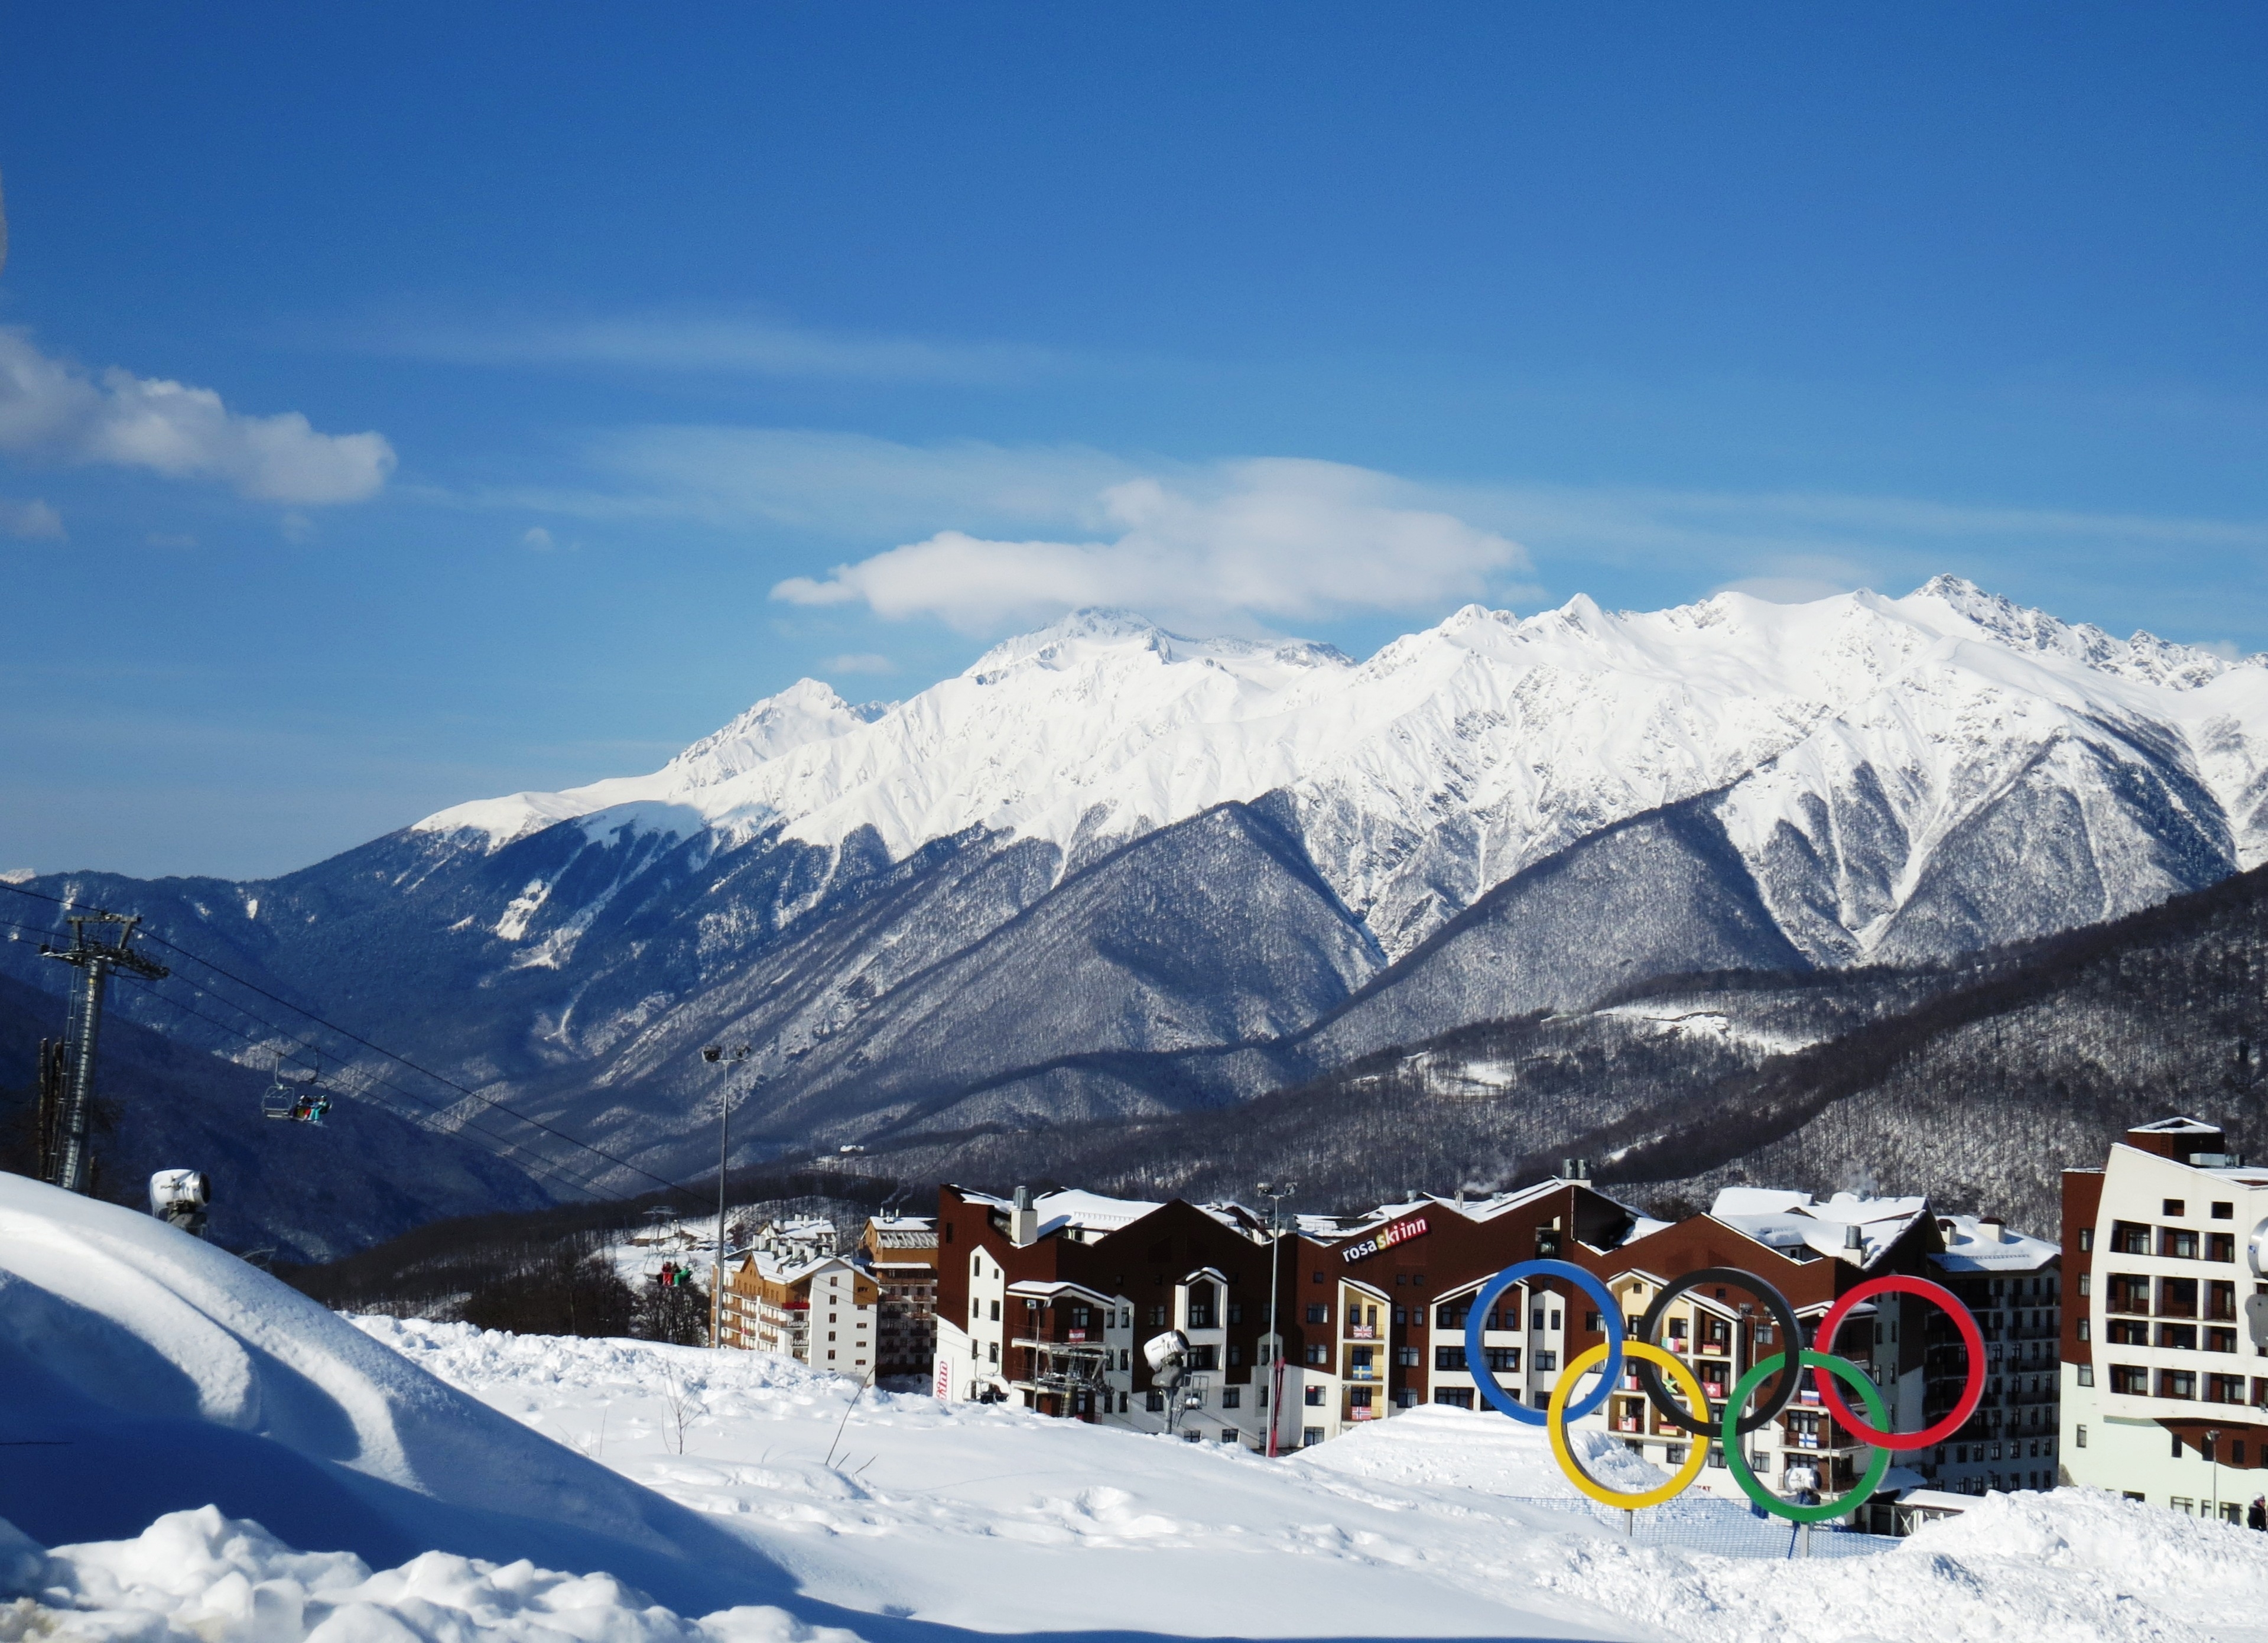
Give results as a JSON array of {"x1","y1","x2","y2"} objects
[{"x1": 1340, "y1": 1214, "x2": 1429, "y2": 1264}]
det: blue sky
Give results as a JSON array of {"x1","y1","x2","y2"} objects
[{"x1": 2, "y1": 2, "x2": 2263, "y2": 878}]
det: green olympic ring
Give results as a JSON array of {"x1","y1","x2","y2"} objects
[{"x1": 1718, "y1": 1349, "x2": 1893, "y2": 1523}]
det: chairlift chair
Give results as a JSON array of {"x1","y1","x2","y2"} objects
[{"x1": 261, "y1": 1053, "x2": 327, "y2": 1123}]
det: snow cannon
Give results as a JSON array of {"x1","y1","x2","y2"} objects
[
  {"x1": 148, "y1": 1169, "x2": 210, "y2": 1238},
  {"x1": 1143, "y1": 1329, "x2": 1190, "y2": 1388}
]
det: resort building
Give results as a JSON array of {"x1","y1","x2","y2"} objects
[
  {"x1": 862, "y1": 1213, "x2": 940, "y2": 1379},
  {"x1": 2060, "y1": 1116, "x2": 2266, "y2": 1520},
  {"x1": 719, "y1": 1249, "x2": 878, "y2": 1373}
]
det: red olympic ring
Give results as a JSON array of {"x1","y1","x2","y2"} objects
[{"x1": 1813, "y1": 1275, "x2": 1984, "y2": 1451}]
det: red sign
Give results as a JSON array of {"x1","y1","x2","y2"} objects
[{"x1": 1068, "y1": 1329, "x2": 1088, "y2": 1340}]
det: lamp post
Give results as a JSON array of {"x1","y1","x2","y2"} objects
[
  {"x1": 703, "y1": 1044, "x2": 749, "y2": 1350},
  {"x1": 2209, "y1": 1427, "x2": 2222, "y2": 1519},
  {"x1": 1258, "y1": 1181, "x2": 1295, "y2": 1458}
]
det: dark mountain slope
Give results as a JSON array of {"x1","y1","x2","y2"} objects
[{"x1": 0, "y1": 973, "x2": 550, "y2": 1261}]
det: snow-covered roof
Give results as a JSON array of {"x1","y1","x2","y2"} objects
[
  {"x1": 2129, "y1": 1116, "x2": 2223, "y2": 1135},
  {"x1": 1708, "y1": 1187, "x2": 1931, "y2": 1267},
  {"x1": 956, "y1": 1186, "x2": 1165, "y2": 1239},
  {"x1": 1321, "y1": 1177, "x2": 1652, "y2": 1245},
  {"x1": 1929, "y1": 1213, "x2": 2057, "y2": 1273},
  {"x1": 869, "y1": 1215, "x2": 935, "y2": 1232},
  {"x1": 1006, "y1": 1278, "x2": 1120, "y2": 1306}
]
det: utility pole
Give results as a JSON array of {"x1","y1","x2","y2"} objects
[
  {"x1": 39, "y1": 911, "x2": 168, "y2": 1195},
  {"x1": 1258, "y1": 1180, "x2": 1295, "y2": 1457},
  {"x1": 702, "y1": 1044, "x2": 749, "y2": 1349}
]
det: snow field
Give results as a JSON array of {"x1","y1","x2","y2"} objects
[
  {"x1": 348, "y1": 1319, "x2": 2268, "y2": 1643},
  {"x1": 10, "y1": 1179, "x2": 2268, "y2": 1643}
]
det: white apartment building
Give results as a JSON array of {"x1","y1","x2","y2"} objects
[{"x1": 2062, "y1": 1117, "x2": 2268, "y2": 1521}]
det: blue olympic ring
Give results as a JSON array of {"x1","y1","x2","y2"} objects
[{"x1": 1464, "y1": 1259, "x2": 1624, "y2": 1426}]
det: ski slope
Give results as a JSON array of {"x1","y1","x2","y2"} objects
[{"x1": 7, "y1": 1176, "x2": 2268, "y2": 1643}]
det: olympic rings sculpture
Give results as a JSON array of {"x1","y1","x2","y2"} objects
[{"x1": 1464, "y1": 1261, "x2": 1983, "y2": 1521}]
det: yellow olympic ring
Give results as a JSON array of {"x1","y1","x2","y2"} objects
[{"x1": 1545, "y1": 1341, "x2": 1711, "y2": 1509}]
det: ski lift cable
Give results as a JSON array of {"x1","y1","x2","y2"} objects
[
  {"x1": 6, "y1": 893, "x2": 631, "y2": 1203},
  {"x1": 123, "y1": 965, "x2": 630, "y2": 1202},
  {"x1": 0, "y1": 881, "x2": 687, "y2": 1196},
  {"x1": 119, "y1": 975, "x2": 633, "y2": 1203}
]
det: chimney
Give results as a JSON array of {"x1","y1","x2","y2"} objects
[
  {"x1": 1563, "y1": 1158, "x2": 1591, "y2": 1185},
  {"x1": 1842, "y1": 1223, "x2": 1864, "y2": 1262},
  {"x1": 1978, "y1": 1217, "x2": 2006, "y2": 1245},
  {"x1": 1010, "y1": 1185, "x2": 1039, "y2": 1247}
]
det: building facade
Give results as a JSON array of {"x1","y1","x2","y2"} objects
[
  {"x1": 930, "y1": 1174, "x2": 2036, "y2": 1520},
  {"x1": 2061, "y1": 1117, "x2": 2268, "y2": 1521},
  {"x1": 862, "y1": 1213, "x2": 940, "y2": 1379},
  {"x1": 719, "y1": 1250, "x2": 879, "y2": 1374}
]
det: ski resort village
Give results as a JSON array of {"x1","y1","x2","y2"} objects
[{"x1": 9, "y1": 10, "x2": 2268, "y2": 1643}]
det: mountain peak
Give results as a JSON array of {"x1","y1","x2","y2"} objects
[
  {"x1": 966, "y1": 608, "x2": 1350, "y2": 678},
  {"x1": 1906, "y1": 573, "x2": 2244, "y2": 689}
]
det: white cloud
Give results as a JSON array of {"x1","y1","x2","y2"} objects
[
  {"x1": 0, "y1": 496, "x2": 63, "y2": 539},
  {"x1": 819, "y1": 652, "x2": 896, "y2": 675},
  {"x1": 772, "y1": 458, "x2": 1528, "y2": 631},
  {"x1": 522, "y1": 526, "x2": 555, "y2": 550},
  {"x1": 392, "y1": 313, "x2": 1065, "y2": 385},
  {"x1": 0, "y1": 329, "x2": 394, "y2": 504}
]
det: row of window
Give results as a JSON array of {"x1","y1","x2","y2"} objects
[
  {"x1": 2101, "y1": 1365, "x2": 2267, "y2": 1402},
  {"x1": 2099, "y1": 1215, "x2": 2239, "y2": 1261},
  {"x1": 2101, "y1": 1274, "x2": 2242, "y2": 1320}
]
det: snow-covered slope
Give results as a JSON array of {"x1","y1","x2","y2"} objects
[
  {"x1": 0, "y1": 1174, "x2": 785, "y2": 1615},
  {"x1": 413, "y1": 578, "x2": 2268, "y2": 965},
  {"x1": 11, "y1": 1178, "x2": 2268, "y2": 1643}
]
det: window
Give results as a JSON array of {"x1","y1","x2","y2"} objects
[
  {"x1": 1146, "y1": 1390, "x2": 1166, "y2": 1413},
  {"x1": 1149, "y1": 1303, "x2": 1168, "y2": 1327},
  {"x1": 2159, "y1": 1323, "x2": 2198, "y2": 1351},
  {"x1": 2209, "y1": 1328, "x2": 2238, "y2": 1353},
  {"x1": 2160, "y1": 1277, "x2": 2200, "y2": 1318},
  {"x1": 2107, "y1": 1274, "x2": 2149, "y2": 1314},
  {"x1": 2211, "y1": 1233, "x2": 2238, "y2": 1264},
  {"x1": 2078, "y1": 1228, "x2": 2094, "y2": 1252},
  {"x1": 1434, "y1": 1388, "x2": 1474, "y2": 1408},
  {"x1": 1349, "y1": 1387, "x2": 1374, "y2": 1408},
  {"x1": 2112, "y1": 1222, "x2": 2151, "y2": 1256},
  {"x1": 1304, "y1": 1343, "x2": 1328, "y2": 1366},
  {"x1": 1306, "y1": 1303, "x2": 1330, "y2": 1325},
  {"x1": 1227, "y1": 1302, "x2": 1243, "y2": 1324},
  {"x1": 2165, "y1": 1199, "x2": 2187, "y2": 1217},
  {"x1": 1187, "y1": 1287, "x2": 1217, "y2": 1329},
  {"x1": 989, "y1": 1300, "x2": 1000, "y2": 1321},
  {"x1": 1534, "y1": 1350, "x2": 1557, "y2": 1373},
  {"x1": 1223, "y1": 1387, "x2": 1241, "y2": 1408},
  {"x1": 1437, "y1": 1303, "x2": 1469, "y2": 1329},
  {"x1": 1302, "y1": 1427, "x2": 1324, "y2": 1447},
  {"x1": 1435, "y1": 1345, "x2": 1466, "y2": 1372},
  {"x1": 2208, "y1": 1373, "x2": 2247, "y2": 1403},
  {"x1": 1187, "y1": 1345, "x2": 1217, "y2": 1371},
  {"x1": 1397, "y1": 1346, "x2": 1421, "y2": 1367},
  {"x1": 2077, "y1": 1365, "x2": 2094, "y2": 1387},
  {"x1": 1312, "y1": 1270, "x2": 1326, "y2": 1284},
  {"x1": 1485, "y1": 1347, "x2": 1520, "y2": 1373},
  {"x1": 1395, "y1": 1388, "x2": 1419, "y2": 1408},
  {"x1": 1304, "y1": 1386, "x2": 1325, "y2": 1407},
  {"x1": 2110, "y1": 1365, "x2": 2147, "y2": 1395},
  {"x1": 2211, "y1": 1280, "x2": 2239, "y2": 1320},
  {"x1": 2078, "y1": 1319, "x2": 2091, "y2": 1342},
  {"x1": 2108, "y1": 1319, "x2": 2147, "y2": 1345},
  {"x1": 2158, "y1": 1369, "x2": 2196, "y2": 1400},
  {"x1": 2214, "y1": 1202, "x2": 2235, "y2": 1220},
  {"x1": 2163, "y1": 1229, "x2": 2199, "y2": 1260}
]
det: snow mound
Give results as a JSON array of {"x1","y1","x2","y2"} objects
[
  {"x1": 0, "y1": 1508, "x2": 857, "y2": 1643},
  {"x1": 0, "y1": 1176, "x2": 786, "y2": 1615}
]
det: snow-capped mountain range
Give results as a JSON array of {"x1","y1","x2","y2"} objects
[
  {"x1": 420, "y1": 573, "x2": 2268, "y2": 965},
  {"x1": 12, "y1": 575, "x2": 2267, "y2": 1189}
]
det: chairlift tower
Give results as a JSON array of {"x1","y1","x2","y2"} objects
[{"x1": 38, "y1": 911, "x2": 168, "y2": 1194}]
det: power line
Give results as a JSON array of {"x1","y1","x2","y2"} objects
[{"x1": 0, "y1": 878, "x2": 692, "y2": 1199}]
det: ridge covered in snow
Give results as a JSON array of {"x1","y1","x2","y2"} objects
[{"x1": 412, "y1": 577, "x2": 2268, "y2": 961}]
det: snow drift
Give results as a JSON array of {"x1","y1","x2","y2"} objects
[{"x1": 0, "y1": 1175, "x2": 785, "y2": 1616}]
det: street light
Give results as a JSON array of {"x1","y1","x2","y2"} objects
[
  {"x1": 703, "y1": 1044, "x2": 750, "y2": 1349},
  {"x1": 1257, "y1": 1181, "x2": 1296, "y2": 1457},
  {"x1": 2208, "y1": 1427, "x2": 2222, "y2": 1519}
]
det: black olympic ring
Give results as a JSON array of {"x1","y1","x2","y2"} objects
[{"x1": 1632, "y1": 1265, "x2": 1805, "y2": 1437}]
